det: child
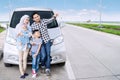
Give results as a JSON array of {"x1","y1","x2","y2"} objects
[
  {"x1": 16, "y1": 23, "x2": 31, "y2": 79},
  {"x1": 30, "y1": 29, "x2": 42, "y2": 78}
]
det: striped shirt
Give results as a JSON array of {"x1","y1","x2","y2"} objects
[{"x1": 31, "y1": 17, "x2": 55, "y2": 43}]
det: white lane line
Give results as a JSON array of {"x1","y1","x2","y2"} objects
[{"x1": 65, "y1": 56, "x2": 76, "y2": 80}]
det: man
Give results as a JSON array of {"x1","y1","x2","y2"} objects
[{"x1": 31, "y1": 12, "x2": 58, "y2": 76}]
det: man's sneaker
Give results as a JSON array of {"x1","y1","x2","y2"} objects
[{"x1": 46, "y1": 69, "x2": 51, "y2": 76}]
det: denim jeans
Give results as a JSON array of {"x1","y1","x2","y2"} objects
[
  {"x1": 32, "y1": 52, "x2": 40, "y2": 72},
  {"x1": 40, "y1": 44, "x2": 46, "y2": 67},
  {"x1": 43, "y1": 40, "x2": 52, "y2": 69}
]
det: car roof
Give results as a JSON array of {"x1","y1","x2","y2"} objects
[{"x1": 14, "y1": 7, "x2": 53, "y2": 11}]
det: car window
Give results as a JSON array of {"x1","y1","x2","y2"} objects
[{"x1": 10, "y1": 11, "x2": 58, "y2": 28}]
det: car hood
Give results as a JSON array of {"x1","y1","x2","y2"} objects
[{"x1": 7, "y1": 27, "x2": 62, "y2": 39}]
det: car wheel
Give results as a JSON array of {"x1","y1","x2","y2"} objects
[
  {"x1": 58, "y1": 62, "x2": 66, "y2": 66},
  {"x1": 4, "y1": 63, "x2": 12, "y2": 67},
  {"x1": 0, "y1": 51, "x2": 3, "y2": 60}
]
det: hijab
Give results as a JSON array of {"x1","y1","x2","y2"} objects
[{"x1": 15, "y1": 15, "x2": 31, "y2": 35}]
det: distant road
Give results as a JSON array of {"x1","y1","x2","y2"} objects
[{"x1": 0, "y1": 21, "x2": 9, "y2": 23}]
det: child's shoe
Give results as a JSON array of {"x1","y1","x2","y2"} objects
[
  {"x1": 32, "y1": 69, "x2": 37, "y2": 78},
  {"x1": 32, "y1": 73, "x2": 37, "y2": 78}
]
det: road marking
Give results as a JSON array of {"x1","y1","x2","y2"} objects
[{"x1": 65, "y1": 56, "x2": 76, "y2": 80}]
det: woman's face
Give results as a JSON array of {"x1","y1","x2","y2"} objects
[{"x1": 23, "y1": 17, "x2": 30, "y2": 24}]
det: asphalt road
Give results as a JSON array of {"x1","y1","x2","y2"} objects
[
  {"x1": 1, "y1": 24, "x2": 120, "y2": 80},
  {"x1": 62, "y1": 24, "x2": 120, "y2": 80}
]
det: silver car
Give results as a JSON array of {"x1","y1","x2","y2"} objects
[{"x1": 3, "y1": 8, "x2": 66, "y2": 67}]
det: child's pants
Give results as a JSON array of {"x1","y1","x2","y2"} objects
[{"x1": 32, "y1": 52, "x2": 41, "y2": 73}]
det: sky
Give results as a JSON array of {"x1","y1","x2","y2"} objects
[{"x1": 0, "y1": 0, "x2": 120, "y2": 21}]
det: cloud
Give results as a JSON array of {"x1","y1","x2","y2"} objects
[
  {"x1": 0, "y1": 9, "x2": 120, "y2": 22},
  {"x1": 54, "y1": 9, "x2": 120, "y2": 22},
  {"x1": 54, "y1": 9, "x2": 100, "y2": 22}
]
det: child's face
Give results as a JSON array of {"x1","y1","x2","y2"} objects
[
  {"x1": 33, "y1": 14, "x2": 41, "y2": 22},
  {"x1": 34, "y1": 31, "x2": 41, "y2": 38}
]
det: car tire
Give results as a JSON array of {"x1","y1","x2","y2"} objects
[
  {"x1": 4, "y1": 63, "x2": 12, "y2": 67},
  {"x1": 0, "y1": 51, "x2": 3, "y2": 60},
  {"x1": 58, "y1": 62, "x2": 66, "y2": 66}
]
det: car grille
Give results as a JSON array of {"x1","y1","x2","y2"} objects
[{"x1": 27, "y1": 55, "x2": 32, "y2": 62}]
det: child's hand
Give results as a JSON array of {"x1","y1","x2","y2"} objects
[
  {"x1": 31, "y1": 42, "x2": 36, "y2": 46},
  {"x1": 33, "y1": 53, "x2": 37, "y2": 58}
]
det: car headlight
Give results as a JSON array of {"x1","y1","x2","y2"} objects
[
  {"x1": 8, "y1": 55, "x2": 19, "y2": 61},
  {"x1": 6, "y1": 36, "x2": 16, "y2": 45},
  {"x1": 53, "y1": 35, "x2": 64, "y2": 45}
]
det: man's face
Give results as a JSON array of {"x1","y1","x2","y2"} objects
[{"x1": 33, "y1": 14, "x2": 41, "y2": 22}]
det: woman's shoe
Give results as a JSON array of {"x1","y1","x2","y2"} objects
[
  {"x1": 24, "y1": 73, "x2": 29, "y2": 76},
  {"x1": 20, "y1": 75, "x2": 25, "y2": 79}
]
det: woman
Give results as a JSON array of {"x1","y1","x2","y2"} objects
[{"x1": 15, "y1": 15, "x2": 31, "y2": 79}]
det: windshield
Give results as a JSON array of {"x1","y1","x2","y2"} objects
[{"x1": 10, "y1": 11, "x2": 58, "y2": 28}]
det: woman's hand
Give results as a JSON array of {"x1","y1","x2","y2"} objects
[{"x1": 17, "y1": 32, "x2": 23, "y2": 37}]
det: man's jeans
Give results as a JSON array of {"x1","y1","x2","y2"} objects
[
  {"x1": 43, "y1": 40, "x2": 52, "y2": 69},
  {"x1": 40, "y1": 44, "x2": 46, "y2": 67},
  {"x1": 32, "y1": 52, "x2": 40, "y2": 72}
]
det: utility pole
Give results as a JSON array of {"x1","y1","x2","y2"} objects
[
  {"x1": 98, "y1": 0, "x2": 103, "y2": 28},
  {"x1": 8, "y1": 0, "x2": 12, "y2": 21}
]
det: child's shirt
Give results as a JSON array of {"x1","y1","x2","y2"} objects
[{"x1": 31, "y1": 37, "x2": 42, "y2": 53}]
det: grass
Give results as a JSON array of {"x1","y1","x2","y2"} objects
[
  {"x1": 67, "y1": 23, "x2": 120, "y2": 36},
  {"x1": 0, "y1": 25, "x2": 5, "y2": 33}
]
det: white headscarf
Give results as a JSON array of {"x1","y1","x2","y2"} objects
[{"x1": 15, "y1": 15, "x2": 30, "y2": 35}]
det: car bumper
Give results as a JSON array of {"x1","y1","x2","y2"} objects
[{"x1": 3, "y1": 41, "x2": 66, "y2": 65}]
